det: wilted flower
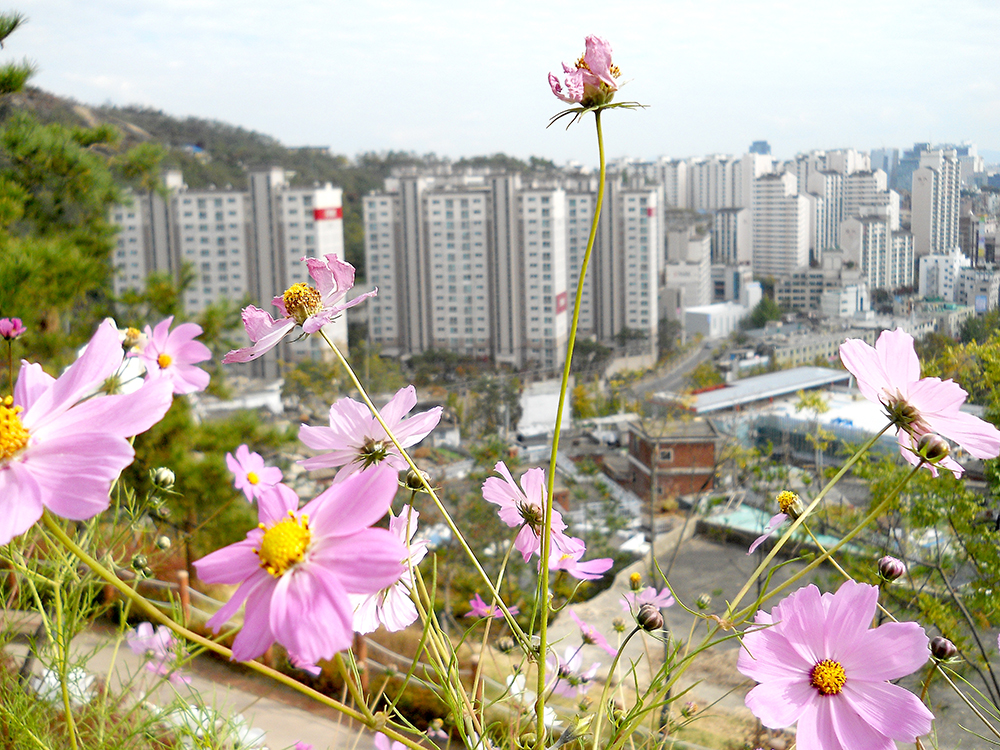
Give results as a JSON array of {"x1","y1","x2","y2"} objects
[
  {"x1": 549, "y1": 35, "x2": 620, "y2": 108},
  {"x1": 840, "y1": 328, "x2": 1000, "y2": 477},
  {"x1": 223, "y1": 254, "x2": 375, "y2": 364},
  {"x1": 747, "y1": 491, "x2": 804, "y2": 556},
  {"x1": 547, "y1": 646, "x2": 600, "y2": 698},
  {"x1": 299, "y1": 385, "x2": 441, "y2": 483},
  {"x1": 738, "y1": 580, "x2": 933, "y2": 748}
]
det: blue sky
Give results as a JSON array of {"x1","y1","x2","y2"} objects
[{"x1": 15, "y1": 0, "x2": 1000, "y2": 166}]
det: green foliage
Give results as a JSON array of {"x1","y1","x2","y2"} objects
[
  {"x1": 570, "y1": 337, "x2": 612, "y2": 376},
  {"x1": 741, "y1": 296, "x2": 783, "y2": 330},
  {"x1": 657, "y1": 317, "x2": 682, "y2": 360},
  {"x1": 960, "y1": 308, "x2": 1000, "y2": 345},
  {"x1": 468, "y1": 374, "x2": 522, "y2": 438},
  {"x1": 571, "y1": 383, "x2": 596, "y2": 419},
  {"x1": 685, "y1": 361, "x2": 723, "y2": 391}
]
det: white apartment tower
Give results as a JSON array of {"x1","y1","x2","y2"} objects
[
  {"x1": 565, "y1": 190, "x2": 597, "y2": 337},
  {"x1": 112, "y1": 167, "x2": 347, "y2": 380},
  {"x1": 711, "y1": 208, "x2": 751, "y2": 265},
  {"x1": 912, "y1": 149, "x2": 961, "y2": 257},
  {"x1": 841, "y1": 216, "x2": 914, "y2": 291},
  {"x1": 751, "y1": 172, "x2": 810, "y2": 278}
]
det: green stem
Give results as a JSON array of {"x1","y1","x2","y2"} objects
[
  {"x1": 52, "y1": 584, "x2": 79, "y2": 750},
  {"x1": 591, "y1": 625, "x2": 640, "y2": 750},
  {"x1": 318, "y1": 329, "x2": 529, "y2": 652},
  {"x1": 739, "y1": 460, "x2": 923, "y2": 619},
  {"x1": 537, "y1": 107, "x2": 606, "y2": 745},
  {"x1": 40, "y1": 512, "x2": 425, "y2": 750},
  {"x1": 725, "y1": 422, "x2": 892, "y2": 622}
]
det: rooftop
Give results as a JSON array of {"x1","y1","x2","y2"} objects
[{"x1": 684, "y1": 367, "x2": 852, "y2": 414}]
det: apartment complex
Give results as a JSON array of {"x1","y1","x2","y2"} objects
[
  {"x1": 111, "y1": 168, "x2": 348, "y2": 380},
  {"x1": 364, "y1": 170, "x2": 658, "y2": 372}
]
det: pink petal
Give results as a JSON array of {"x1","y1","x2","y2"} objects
[
  {"x1": 14, "y1": 362, "x2": 54, "y2": 412},
  {"x1": 270, "y1": 564, "x2": 354, "y2": 664},
  {"x1": 25, "y1": 433, "x2": 135, "y2": 520},
  {"x1": 875, "y1": 328, "x2": 920, "y2": 387},
  {"x1": 205, "y1": 570, "x2": 272, "y2": 632},
  {"x1": 839, "y1": 338, "x2": 890, "y2": 404},
  {"x1": 194, "y1": 537, "x2": 264, "y2": 585},
  {"x1": 583, "y1": 35, "x2": 615, "y2": 86},
  {"x1": 796, "y1": 701, "x2": 845, "y2": 750},
  {"x1": 30, "y1": 377, "x2": 173, "y2": 440},
  {"x1": 304, "y1": 465, "x2": 399, "y2": 537},
  {"x1": 747, "y1": 512, "x2": 787, "y2": 555},
  {"x1": 223, "y1": 315, "x2": 295, "y2": 363},
  {"x1": 380, "y1": 584, "x2": 418, "y2": 632},
  {"x1": 0, "y1": 463, "x2": 45, "y2": 545},
  {"x1": 230, "y1": 576, "x2": 277, "y2": 662},
  {"x1": 310, "y1": 527, "x2": 406, "y2": 594},
  {"x1": 738, "y1": 622, "x2": 811, "y2": 684},
  {"x1": 771, "y1": 584, "x2": 827, "y2": 666},
  {"x1": 22, "y1": 321, "x2": 122, "y2": 425},
  {"x1": 840, "y1": 681, "x2": 933, "y2": 744},
  {"x1": 744, "y1": 680, "x2": 815, "y2": 729},
  {"x1": 822, "y1": 580, "x2": 878, "y2": 654},
  {"x1": 926, "y1": 409, "x2": 1000, "y2": 460},
  {"x1": 380, "y1": 386, "x2": 418, "y2": 428},
  {"x1": 256, "y1": 484, "x2": 300, "y2": 526},
  {"x1": 837, "y1": 620, "x2": 929, "y2": 681}
]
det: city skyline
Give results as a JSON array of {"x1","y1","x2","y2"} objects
[{"x1": 15, "y1": 0, "x2": 1000, "y2": 168}]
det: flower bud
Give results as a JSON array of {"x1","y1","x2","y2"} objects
[
  {"x1": 916, "y1": 434, "x2": 950, "y2": 464},
  {"x1": 877, "y1": 555, "x2": 905, "y2": 582},
  {"x1": 637, "y1": 603, "x2": 663, "y2": 631},
  {"x1": 403, "y1": 468, "x2": 432, "y2": 492},
  {"x1": 155, "y1": 535, "x2": 172, "y2": 551},
  {"x1": 131, "y1": 554, "x2": 148, "y2": 571},
  {"x1": 696, "y1": 593, "x2": 712, "y2": 610},
  {"x1": 930, "y1": 636, "x2": 957, "y2": 660},
  {"x1": 152, "y1": 467, "x2": 176, "y2": 489},
  {"x1": 611, "y1": 617, "x2": 626, "y2": 633},
  {"x1": 776, "y1": 490, "x2": 804, "y2": 519},
  {"x1": 629, "y1": 572, "x2": 643, "y2": 591},
  {"x1": 680, "y1": 701, "x2": 698, "y2": 718},
  {"x1": 154, "y1": 505, "x2": 171, "y2": 521},
  {"x1": 495, "y1": 636, "x2": 516, "y2": 654}
]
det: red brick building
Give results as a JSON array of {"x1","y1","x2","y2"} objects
[{"x1": 627, "y1": 419, "x2": 720, "y2": 500}]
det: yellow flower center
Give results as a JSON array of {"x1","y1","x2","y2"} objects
[
  {"x1": 0, "y1": 396, "x2": 29, "y2": 463},
  {"x1": 255, "y1": 512, "x2": 311, "y2": 577},
  {"x1": 777, "y1": 491, "x2": 800, "y2": 514},
  {"x1": 810, "y1": 659, "x2": 847, "y2": 695},
  {"x1": 123, "y1": 327, "x2": 143, "y2": 349},
  {"x1": 157, "y1": 353, "x2": 173, "y2": 369},
  {"x1": 282, "y1": 283, "x2": 323, "y2": 325},
  {"x1": 247, "y1": 471, "x2": 260, "y2": 485}
]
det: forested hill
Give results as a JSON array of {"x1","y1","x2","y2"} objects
[{"x1": 2, "y1": 86, "x2": 557, "y2": 272}]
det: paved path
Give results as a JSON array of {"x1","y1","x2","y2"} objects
[{"x1": 4, "y1": 611, "x2": 373, "y2": 750}]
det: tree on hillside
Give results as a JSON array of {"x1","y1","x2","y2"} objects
[
  {"x1": 0, "y1": 13, "x2": 165, "y2": 367},
  {"x1": 741, "y1": 296, "x2": 783, "y2": 330}
]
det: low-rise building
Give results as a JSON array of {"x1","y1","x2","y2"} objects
[{"x1": 626, "y1": 419, "x2": 720, "y2": 500}]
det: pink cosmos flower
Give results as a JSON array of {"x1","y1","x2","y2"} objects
[
  {"x1": 738, "y1": 580, "x2": 933, "y2": 749},
  {"x1": 547, "y1": 645, "x2": 600, "y2": 698},
  {"x1": 226, "y1": 444, "x2": 283, "y2": 502},
  {"x1": 548, "y1": 533, "x2": 614, "y2": 581},
  {"x1": 465, "y1": 593, "x2": 520, "y2": 619},
  {"x1": 126, "y1": 622, "x2": 190, "y2": 684},
  {"x1": 223, "y1": 254, "x2": 375, "y2": 364},
  {"x1": 747, "y1": 491, "x2": 804, "y2": 555},
  {"x1": 548, "y1": 35, "x2": 620, "y2": 108},
  {"x1": 620, "y1": 586, "x2": 675, "y2": 612},
  {"x1": 298, "y1": 386, "x2": 442, "y2": 483},
  {"x1": 294, "y1": 743, "x2": 313, "y2": 750},
  {"x1": 840, "y1": 328, "x2": 1000, "y2": 477},
  {"x1": 193, "y1": 465, "x2": 406, "y2": 665},
  {"x1": 569, "y1": 610, "x2": 617, "y2": 657},
  {"x1": 482, "y1": 462, "x2": 568, "y2": 563},
  {"x1": 352, "y1": 504, "x2": 428, "y2": 634},
  {"x1": 0, "y1": 317, "x2": 26, "y2": 341},
  {"x1": 133, "y1": 316, "x2": 211, "y2": 395},
  {"x1": 0, "y1": 321, "x2": 173, "y2": 546}
]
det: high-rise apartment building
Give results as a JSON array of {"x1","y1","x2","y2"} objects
[
  {"x1": 751, "y1": 172, "x2": 810, "y2": 278},
  {"x1": 111, "y1": 167, "x2": 348, "y2": 380},
  {"x1": 840, "y1": 216, "x2": 914, "y2": 291},
  {"x1": 912, "y1": 149, "x2": 961, "y2": 257}
]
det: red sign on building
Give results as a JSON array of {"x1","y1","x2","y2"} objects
[
  {"x1": 556, "y1": 291, "x2": 568, "y2": 314},
  {"x1": 313, "y1": 207, "x2": 343, "y2": 221},
  {"x1": 646, "y1": 207, "x2": 655, "y2": 217}
]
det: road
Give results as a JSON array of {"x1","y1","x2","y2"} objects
[{"x1": 631, "y1": 341, "x2": 718, "y2": 397}]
